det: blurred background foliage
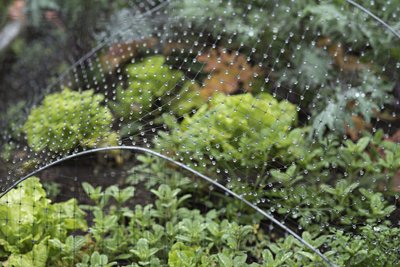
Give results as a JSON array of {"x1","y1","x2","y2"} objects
[{"x1": 0, "y1": 0, "x2": 132, "y2": 112}]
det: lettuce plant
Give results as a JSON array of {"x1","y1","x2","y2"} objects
[
  {"x1": 23, "y1": 88, "x2": 116, "y2": 153},
  {"x1": 157, "y1": 92, "x2": 298, "y2": 168},
  {"x1": 109, "y1": 56, "x2": 203, "y2": 122},
  {"x1": 0, "y1": 177, "x2": 86, "y2": 267}
]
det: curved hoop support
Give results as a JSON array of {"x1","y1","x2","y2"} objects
[
  {"x1": 346, "y1": 0, "x2": 400, "y2": 39},
  {"x1": 0, "y1": 146, "x2": 337, "y2": 267}
]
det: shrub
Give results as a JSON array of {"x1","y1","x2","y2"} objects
[{"x1": 23, "y1": 88, "x2": 116, "y2": 153}]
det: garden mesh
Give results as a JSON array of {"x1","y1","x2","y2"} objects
[{"x1": 0, "y1": 0, "x2": 399, "y2": 266}]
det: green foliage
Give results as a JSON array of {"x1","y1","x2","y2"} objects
[
  {"x1": 168, "y1": 242, "x2": 198, "y2": 267},
  {"x1": 0, "y1": 177, "x2": 86, "y2": 266},
  {"x1": 265, "y1": 130, "x2": 400, "y2": 188},
  {"x1": 301, "y1": 2, "x2": 400, "y2": 56},
  {"x1": 169, "y1": 0, "x2": 271, "y2": 43},
  {"x1": 126, "y1": 155, "x2": 192, "y2": 190},
  {"x1": 266, "y1": 179, "x2": 396, "y2": 231},
  {"x1": 2, "y1": 1, "x2": 399, "y2": 266},
  {"x1": 0, "y1": 170, "x2": 399, "y2": 266},
  {"x1": 79, "y1": 180, "x2": 266, "y2": 266},
  {"x1": 172, "y1": 0, "x2": 397, "y2": 139},
  {"x1": 130, "y1": 238, "x2": 159, "y2": 266},
  {"x1": 328, "y1": 225, "x2": 400, "y2": 266},
  {"x1": 109, "y1": 56, "x2": 203, "y2": 123},
  {"x1": 302, "y1": 3, "x2": 368, "y2": 43},
  {"x1": 85, "y1": 157, "x2": 399, "y2": 266},
  {"x1": 76, "y1": 251, "x2": 117, "y2": 267},
  {"x1": 157, "y1": 92, "x2": 298, "y2": 168},
  {"x1": 311, "y1": 72, "x2": 393, "y2": 138},
  {"x1": 42, "y1": 181, "x2": 61, "y2": 199},
  {"x1": 261, "y1": 227, "x2": 399, "y2": 266},
  {"x1": 280, "y1": 47, "x2": 333, "y2": 91},
  {"x1": 23, "y1": 88, "x2": 116, "y2": 153},
  {"x1": 258, "y1": 130, "x2": 399, "y2": 232}
]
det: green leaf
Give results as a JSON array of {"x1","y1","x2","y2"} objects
[
  {"x1": 218, "y1": 253, "x2": 234, "y2": 267},
  {"x1": 297, "y1": 251, "x2": 315, "y2": 261},
  {"x1": 356, "y1": 137, "x2": 370, "y2": 152},
  {"x1": 168, "y1": 242, "x2": 197, "y2": 267},
  {"x1": 6, "y1": 237, "x2": 49, "y2": 267},
  {"x1": 262, "y1": 249, "x2": 274, "y2": 263}
]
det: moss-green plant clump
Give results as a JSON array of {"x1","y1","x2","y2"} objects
[
  {"x1": 23, "y1": 88, "x2": 116, "y2": 153},
  {"x1": 110, "y1": 55, "x2": 203, "y2": 121},
  {"x1": 158, "y1": 92, "x2": 298, "y2": 168}
]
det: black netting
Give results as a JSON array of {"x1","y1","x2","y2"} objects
[{"x1": 0, "y1": 1, "x2": 399, "y2": 266}]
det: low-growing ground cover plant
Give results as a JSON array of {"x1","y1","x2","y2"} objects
[{"x1": 0, "y1": 173, "x2": 399, "y2": 267}]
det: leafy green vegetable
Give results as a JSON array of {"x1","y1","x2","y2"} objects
[
  {"x1": 157, "y1": 92, "x2": 298, "y2": 168},
  {"x1": 23, "y1": 88, "x2": 117, "y2": 153},
  {"x1": 0, "y1": 177, "x2": 87, "y2": 266},
  {"x1": 168, "y1": 242, "x2": 198, "y2": 267},
  {"x1": 109, "y1": 56, "x2": 203, "y2": 122}
]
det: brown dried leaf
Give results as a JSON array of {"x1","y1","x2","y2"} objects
[
  {"x1": 345, "y1": 115, "x2": 371, "y2": 140},
  {"x1": 100, "y1": 38, "x2": 157, "y2": 72}
]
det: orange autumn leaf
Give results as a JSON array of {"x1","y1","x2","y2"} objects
[{"x1": 197, "y1": 49, "x2": 262, "y2": 98}]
